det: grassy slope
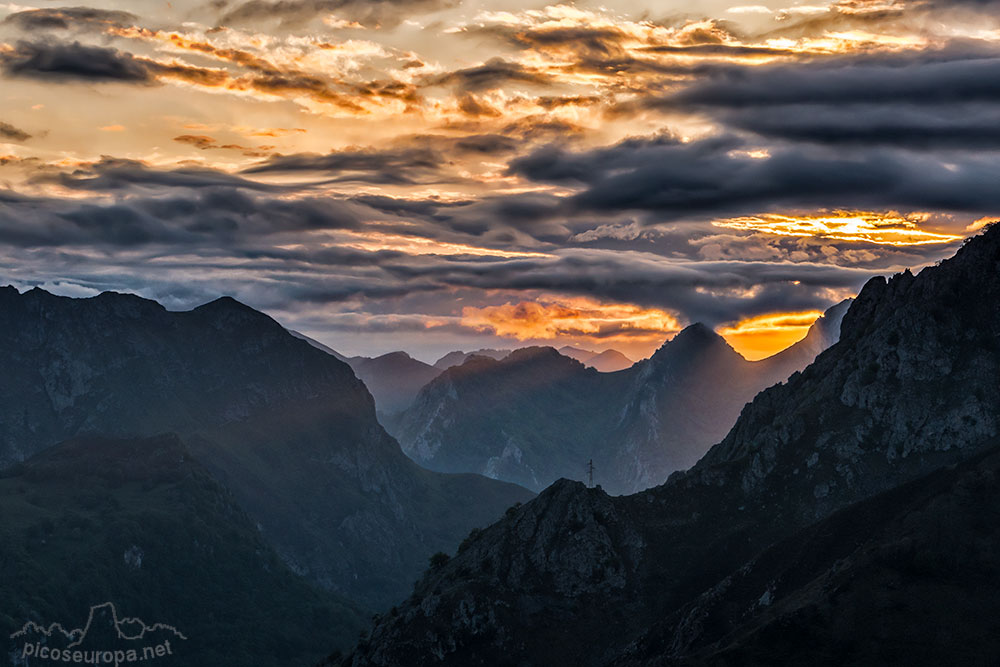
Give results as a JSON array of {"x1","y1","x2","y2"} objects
[{"x1": 0, "y1": 434, "x2": 367, "y2": 666}]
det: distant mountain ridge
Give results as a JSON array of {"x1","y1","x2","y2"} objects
[
  {"x1": 286, "y1": 331, "x2": 442, "y2": 417},
  {"x1": 433, "y1": 348, "x2": 512, "y2": 370},
  {"x1": 340, "y1": 227, "x2": 1000, "y2": 666},
  {"x1": 0, "y1": 287, "x2": 532, "y2": 610},
  {"x1": 395, "y1": 301, "x2": 849, "y2": 494},
  {"x1": 558, "y1": 346, "x2": 634, "y2": 372},
  {"x1": 346, "y1": 351, "x2": 442, "y2": 417}
]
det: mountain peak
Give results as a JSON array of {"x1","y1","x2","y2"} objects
[
  {"x1": 374, "y1": 350, "x2": 413, "y2": 362},
  {"x1": 652, "y1": 322, "x2": 733, "y2": 361},
  {"x1": 195, "y1": 295, "x2": 255, "y2": 313},
  {"x1": 190, "y1": 295, "x2": 278, "y2": 330},
  {"x1": 505, "y1": 346, "x2": 567, "y2": 364}
]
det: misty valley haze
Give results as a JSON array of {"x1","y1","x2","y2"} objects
[{"x1": 3, "y1": 0, "x2": 1000, "y2": 664}]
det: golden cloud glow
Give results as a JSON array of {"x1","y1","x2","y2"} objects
[
  {"x1": 333, "y1": 231, "x2": 552, "y2": 258},
  {"x1": 460, "y1": 296, "x2": 682, "y2": 344},
  {"x1": 966, "y1": 216, "x2": 1000, "y2": 232},
  {"x1": 713, "y1": 211, "x2": 963, "y2": 246},
  {"x1": 717, "y1": 310, "x2": 823, "y2": 361}
]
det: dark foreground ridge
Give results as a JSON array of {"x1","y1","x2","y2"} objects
[
  {"x1": 335, "y1": 225, "x2": 1000, "y2": 666},
  {"x1": 0, "y1": 434, "x2": 366, "y2": 665}
]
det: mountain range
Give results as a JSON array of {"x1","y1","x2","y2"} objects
[
  {"x1": 558, "y1": 346, "x2": 635, "y2": 372},
  {"x1": 0, "y1": 288, "x2": 532, "y2": 613},
  {"x1": 433, "y1": 349, "x2": 512, "y2": 370},
  {"x1": 393, "y1": 301, "x2": 848, "y2": 495},
  {"x1": 335, "y1": 225, "x2": 1000, "y2": 666}
]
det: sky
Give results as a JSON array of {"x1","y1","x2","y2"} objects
[{"x1": 1, "y1": 0, "x2": 998, "y2": 362}]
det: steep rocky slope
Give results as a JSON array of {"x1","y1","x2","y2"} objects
[
  {"x1": 0, "y1": 289, "x2": 532, "y2": 610},
  {"x1": 338, "y1": 227, "x2": 1000, "y2": 666},
  {"x1": 614, "y1": 445, "x2": 1000, "y2": 667}
]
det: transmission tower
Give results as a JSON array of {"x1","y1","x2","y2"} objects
[{"x1": 587, "y1": 459, "x2": 594, "y2": 488}]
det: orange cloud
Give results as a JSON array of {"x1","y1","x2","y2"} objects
[
  {"x1": 713, "y1": 210, "x2": 963, "y2": 246},
  {"x1": 460, "y1": 296, "x2": 682, "y2": 346},
  {"x1": 966, "y1": 216, "x2": 1000, "y2": 232},
  {"x1": 717, "y1": 310, "x2": 823, "y2": 361}
]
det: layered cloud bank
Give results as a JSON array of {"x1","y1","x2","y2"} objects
[{"x1": 1, "y1": 0, "x2": 995, "y2": 358}]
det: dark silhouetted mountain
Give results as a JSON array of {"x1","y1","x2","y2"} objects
[
  {"x1": 287, "y1": 329, "x2": 351, "y2": 362},
  {"x1": 609, "y1": 302, "x2": 849, "y2": 491},
  {"x1": 286, "y1": 332, "x2": 442, "y2": 417},
  {"x1": 558, "y1": 346, "x2": 634, "y2": 372},
  {"x1": 557, "y1": 345, "x2": 599, "y2": 363},
  {"x1": 613, "y1": 445, "x2": 1000, "y2": 667},
  {"x1": 0, "y1": 288, "x2": 532, "y2": 610},
  {"x1": 586, "y1": 349, "x2": 635, "y2": 372},
  {"x1": 433, "y1": 349, "x2": 511, "y2": 370},
  {"x1": 337, "y1": 227, "x2": 1000, "y2": 666},
  {"x1": 396, "y1": 304, "x2": 846, "y2": 495},
  {"x1": 398, "y1": 347, "x2": 628, "y2": 491},
  {"x1": 347, "y1": 351, "x2": 442, "y2": 417},
  {"x1": 0, "y1": 434, "x2": 366, "y2": 666}
]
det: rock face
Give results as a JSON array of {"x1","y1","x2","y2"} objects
[
  {"x1": 614, "y1": 446, "x2": 1000, "y2": 667},
  {"x1": 339, "y1": 226, "x2": 1000, "y2": 666},
  {"x1": 395, "y1": 304, "x2": 847, "y2": 495},
  {"x1": 0, "y1": 434, "x2": 367, "y2": 666},
  {"x1": 0, "y1": 288, "x2": 532, "y2": 610}
]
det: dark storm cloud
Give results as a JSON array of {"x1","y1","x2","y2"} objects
[
  {"x1": 244, "y1": 134, "x2": 519, "y2": 183},
  {"x1": 245, "y1": 146, "x2": 449, "y2": 184},
  {"x1": 0, "y1": 185, "x2": 373, "y2": 250},
  {"x1": 509, "y1": 132, "x2": 1000, "y2": 219},
  {"x1": 33, "y1": 157, "x2": 283, "y2": 192},
  {"x1": 723, "y1": 105, "x2": 1000, "y2": 149},
  {"x1": 0, "y1": 39, "x2": 400, "y2": 112},
  {"x1": 3, "y1": 7, "x2": 137, "y2": 32},
  {"x1": 639, "y1": 44, "x2": 799, "y2": 57},
  {"x1": 630, "y1": 49, "x2": 1000, "y2": 150},
  {"x1": 660, "y1": 53, "x2": 1000, "y2": 109},
  {"x1": 0, "y1": 41, "x2": 154, "y2": 82},
  {"x1": 0, "y1": 121, "x2": 31, "y2": 142},
  {"x1": 425, "y1": 58, "x2": 554, "y2": 93},
  {"x1": 219, "y1": 0, "x2": 455, "y2": 29}
]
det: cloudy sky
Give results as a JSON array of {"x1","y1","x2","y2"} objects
[{"x1": 1, "y1": 0, "x2": 997, "y2": 361}]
